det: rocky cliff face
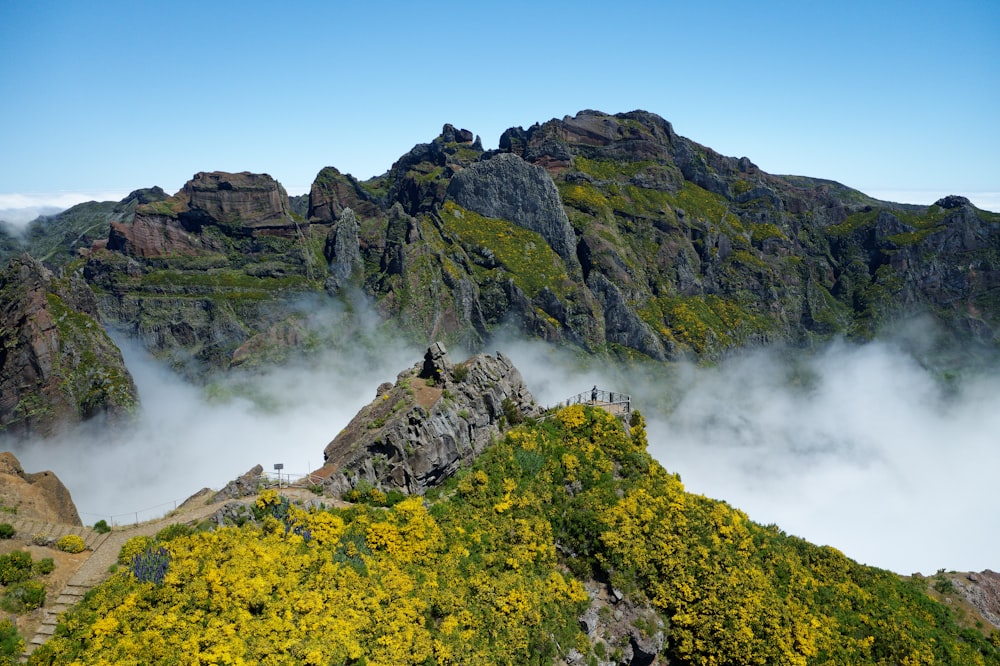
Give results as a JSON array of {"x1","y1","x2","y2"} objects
[
  {"x1": 84, "y1": 171, "x2": 330, "y2": 374},
  {"x1": 0, "y1": 255, "x2": 137, "y2": 436},
  {"x1": 0, "y1": 451, "x2": 81, "y2": 524},
  {"x1": 319, "y1": 342, "x2": 539, "y2": 496},
  {"x1": 107, "y1": 171, "x2": 297, "y2": 259},
  {"x1": 322, "y1": 110, "x2": 999, "y2": 362},
  {"x1": 446, "y1": 152, "x2": 581, "y2": 272}
]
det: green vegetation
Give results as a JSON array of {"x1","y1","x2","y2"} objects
[
  {"x1": 0, "y1": 550, "x2": 52, "y2": 620},
  {"x1": 45, "y1": 292, "x2": 137, "y2": 417},
  {"x1": 93, "y1": 520, "x2": 111, "y2": 534},
  {"x1": 0, "y1": 525, "x2": 14, "y2": 540},
  {"x1": 439, "y1": 201, "x2": 571, "y2": 299},
  {"x1": 28, "y1": 407, "x2": 1000, "y2": 665},
  {"x1": 0, "y1": 618, "x2": 22, "y2": 665},
  {"x1": 574, "y1": 156, "x2": 656, "y2": 181}
]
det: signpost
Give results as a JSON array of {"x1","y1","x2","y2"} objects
[{"x1": 274, "y1": 463, "x2": 284, "y2": 488}]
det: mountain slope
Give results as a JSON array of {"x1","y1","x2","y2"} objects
[
  {"x1": 29, "y1": 400, "x2": 1000, "y2": 665},
  {"x1": 0, "y1": 255, "x2": 137, "y2": 436}
]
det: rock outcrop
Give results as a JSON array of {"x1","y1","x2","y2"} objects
[
  {"x1": 0, "y1": 451, "x2": 81, "y2": 525},
  {"x1": 213, "y1": 464, "x2": 264, "y2": 501},
  {"x1": 108, "y1": 171, "x2": 297, "y2": 259},
  {"x1": 954, "y1": 570, "x2": 1000, "y2": 629},
  {"x1": 0, "y1": 255, "x2": 137, "y2": 436},
  {"x1": 323, "y1": 207, "x2": 363, "y2": 292},
  {"x1": 446, "y1": 152, "x2": 581, "y2": 271},
  {"x1": 320, "y1": 342, "x2": 539, "y2": 496}
]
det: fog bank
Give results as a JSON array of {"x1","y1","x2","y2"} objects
[
  {"x1": 506, "y1": 338, "x2": 1000, "y2": 575},
  {"x1": 10, "y1": 324, "x2": 420, "y2": 527},
  {"x1": 6, "y1": 321, "x2": 997, "y2": 575}
]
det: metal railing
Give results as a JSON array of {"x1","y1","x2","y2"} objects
[
  {"x1": 555, "y1": 388, "x2": 632, "y2": 418},
  {"x1": 75, "y1": 470, "x2": 329, "y2": 528},
  {"x1": 260, "y1": 470, "x2": 326, "y2": 489}
]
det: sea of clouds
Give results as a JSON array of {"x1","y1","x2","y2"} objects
[{"x1": 5, "y1": 302, "x2": 998, "y2": 576}]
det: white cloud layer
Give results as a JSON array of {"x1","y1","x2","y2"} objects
[
  {"x1": 8, "y1": 314, "x2": 420, "y2": 528},
  {"x1": 506, "y1": 337, "x2": 1000, "y2": 575},
  {"x1": 4, "y1": 319, "x2": 998, "y2": 576}
]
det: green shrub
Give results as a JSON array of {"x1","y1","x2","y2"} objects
[
  {"x1": 1, "y1": 580, "x2": 46, "y2": 612},
  {"x1": 93, "y1": 520, "x2": 111, "y2": 534},
  {"x1": 0, "y1": 619, "x2": 22, "y2": 660},
  {"x1": 155, "y1": 523, "x2": 193, "y2": 542},
  {"x1": 32, "y1": 557, "x2": 55, "y2": 576},
  {"x1": 56, "y1": 534, "x2": 86, "y2": 554},
  {"x1": 0, "y1": 524, "x2": 14, "y2": 540},
  {"x1": 118, "y1": 536, "x2": 154, "y2": 565},
  {"x1": 502, "y1": 397, "x2": 523, "y2": 426},
  {"x1": 0, "y1": 551, "x2": 32, "y2": 585}
]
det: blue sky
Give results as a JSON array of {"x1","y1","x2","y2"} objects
[{"x1": 1, "y1": 0, "x2": 998, "y2": 214}]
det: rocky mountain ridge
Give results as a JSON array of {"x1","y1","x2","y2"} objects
[
  {"x1": 0, "y1": 109, "x2": 997, "y2": 434},
  {"x1": 57, "y1": 110, "x2": 997, "y2": 376}
]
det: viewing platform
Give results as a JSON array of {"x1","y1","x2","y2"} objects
[{"x1": 553, "y1": 387, "x2": 632, "y2": 419}]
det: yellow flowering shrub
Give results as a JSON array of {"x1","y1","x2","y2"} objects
[
  {"x1": 116, "y1": 535, "x2": 153, "y2": 565},
  {"x1": 29, "y1": 405, "x2": 1000, "y2": 666},
  {"x1": 55, "y1": 535, "x2": 85, "y2": 554}
]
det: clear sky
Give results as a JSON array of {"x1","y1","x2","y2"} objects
[{"x1": 1, "y1": 0, "x2": 998, "y2": 213}]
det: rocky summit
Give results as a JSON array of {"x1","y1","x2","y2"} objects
[{"x1": 319, "y1": 342, "x2": 539, "y2": 495}]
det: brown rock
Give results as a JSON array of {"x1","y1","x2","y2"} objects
[
  {"x1": 109, "y1": 171, "x2": 298, "y2": 259},
  {"x1": 0, "y1": 451, "x2": 82, "y2": 525},
  {"x1": 954, "y1": 569, "x2": 1000, "y2": 629},
  {"x1": 183, "y1": 171, "x2": 294, "y2": 233}
]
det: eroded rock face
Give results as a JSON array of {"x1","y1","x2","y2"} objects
[
  {"x1": 577, "y1": 578, "x2": 665, "y2": 666},
  {"x1": 324, "y1": 208, "x2": 363, "y2": 292},
  {"x1": 447, "y1": 152, "x2": 580, "y2": 271},
  {"x1": 308, "y1": 167, "x2": 382, "y2": 223},
  {"x1": 954, "y1": 570, "x2": 1000, "y2": 629},
  {"x1": 183, "y1": 171, "x2": 294, "y2": 233},
  {"x1": 320, "y1": 342, "x2": 539, "y2": 496},
  {"x1": 0, "y1": 451, "x2": 81, "y2": 525},
  {"x1": 0, "y1": 255, "x2": 137, "y2": 436},
  {"x1": 108, "y1": 171, "x2": 297, "y2": 259}
]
